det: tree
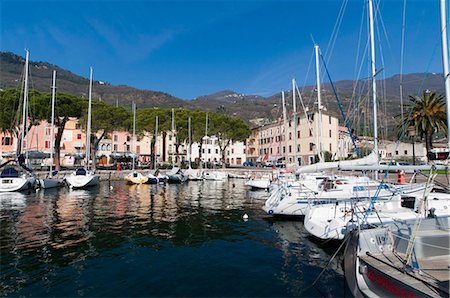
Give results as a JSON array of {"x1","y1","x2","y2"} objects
[
  {"x1": 80, "y1": 100, "x2": 131, "y2": 170},
  {"x1": 399, "y1": 90, "x2": 447, "y2": 159}
]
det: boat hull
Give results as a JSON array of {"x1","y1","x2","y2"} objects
[
  {"x1": 39, "y1": 178, "x2": 63, "y2": 189},
  {"x1": 245, "y1": 179, "x2": 270, "y2": 190},
  {"x1": 66, "y1": 174, "x2": 99, "y2": 189},
  {"x1": 0, "y1": 176, "x2": 35, "y2": 192}
]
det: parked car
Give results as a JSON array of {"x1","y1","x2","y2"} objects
[{"x1": 243, "y1": 161, "x2": 254, "y2": 167}]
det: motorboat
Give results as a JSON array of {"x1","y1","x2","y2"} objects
[
  {"x1": 167, "y1": 167, "x2": 187, "y2": 184},
  {"x1": 125, "y1": 171, "x2": 149, "y2": 184},
  {"x1": 148, "y1": 170, "x2": 167, "y2": 184},
  {"x1": 203, "y1": 170, "x2": 227, "y2": 181},
  {"x1": 245, "y1": 175, "x2": 271, "y2": 190}
]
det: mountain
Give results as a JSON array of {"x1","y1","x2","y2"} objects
[
  {"x1": 0, "y1": 51, "x2": 446, "y2": 137},
  {"x1": 0, "y1": 52, "x2": 185, "y2": 108}
]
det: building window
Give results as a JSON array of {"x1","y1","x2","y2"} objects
[
  {"x1": 227, "y1": 150, "x2": 230, "y2": 156},
  {"x1": 215, "y1": 149, "x2": 218, "y2": 154},
  {"x1": 45, "y1": 140, "x2": 50, "y2": 148},
  {"x1": 289, "y1": 132, "x2": 292, "y2": 140},
  {"x1": 309, "y1": 130, "x2": 313, "y2": 137},
  {"x1": 127, "y1": 136, "x2": 131, "y2": 142},
  {"x1": 126, "y1": 145, "x2": 130, "y2": 151},
  {"x1": 329, "y1": 130, "x2": 332, "y2": 138},
  {"x1": 270, "y1": 148, "x2": 273, "y2": 154},
  {"x1": 231, "y1": 149, "x2": 234, "y2": 154},
  {"x1": 297, "y1": 145, "x2": 300, "y2": 152},
  {"x1": 329, "y1": 116, "x2": 332, "y2": 124},
  {"x1": 289, "y1": 121, "x2": 292, "y2": 127},
  {"x1": 1, "y1": 137, "x2": 13, "y2": 146},
  {"x1": 277, "y1": 147, "x2": 280, "y2": 154},
  {"x1": 45, "y1": 127, "x2": 51, "y2": 135},
  {"x1": 289, "y1": 145, "x2": 292, "y2": 153},
  {"x1": 136, "y1": 146, "x2": 140, "y2": 154},
  {"x1": 309, "y1": 143, "x2": 314, "y2": 152},
  {"x1": 404, "y1": 150, "x2": 408, "y2": 155},
  {"x1": 243, "y1": 149, "x2": 246, "y2": 154},
  {"x1": 395, "y1": 150, "x2": 399, "y2": 155},
  {"x1": 208, "y1": 149, "x2": 211, "y2": 154},
  {"x1": 329, "y1": 144, "x2": 332, "y2": 151},
  {"x1": 113, "y1": 144, "x2": 118, "y2": 151},
  {"x1": 297, "y1": 131, "x2": 300, "y2": 139},
  {"x1": 75, "y1": 123, "x2": 81, "y2": 129},
  {"x1": 114, "y1": 135, "x2": 118, "y2": 142},
  {"x1": 283, "y1": 146, "x2": 286, "y2": 153},
  {"x1": 77, "y1": 133, "x2": 82, "y2": 140},
  {"x1": 297, "y1": 118, "x2": 300, "y2": 125},
  {"x1": 203, "y1": 149, "x2": 205, "y2": 154}
]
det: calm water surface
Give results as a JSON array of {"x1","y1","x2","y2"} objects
[{"x1": 0, "y1": 180, "x2": 347, "y2": 297}]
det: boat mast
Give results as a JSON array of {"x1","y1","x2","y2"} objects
[
  {"x1": 50, "y1": 70, "x2": 56, "y2": 174},
  {"x1": 281, "y1": 91, "x2": 289, "y2": 167},
  {"x1": 171, "y1": 108, "x2": 175, "y2": 166},
  {"x1": 132, "y1": 102, "x2": 136, "y2": 171},
  {"x1": 314, "y1": 44, "x2": 324, "y2": 162},
  {"x1": 188, "y1": 117, "x2": 192, "y2": 169},
  {"x1": 154, "y1": 116, "x2": 158, "y2": 170},
  {"x1": 86, "y1": 67, "x2": 93, "y2": 171},
  {"x1": 204, "y1": 113, "x2": 208, "y2": 168},
  {"x1": 439, "y1": 0, "x2": 450, "y2": 152},
  {"x1": 20, "y1": 50, "x2": 30, "y2": 160},
  {"x1": 368, "y1": 0, "x2": 379, "y2": 178},
  {"x1": 292, "y1": 79, "x2": 298, "y2": 166}
]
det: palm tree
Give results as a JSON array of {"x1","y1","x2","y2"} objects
[{"x1": 399, "y1": 90, "x2": 447, "y2": 158}]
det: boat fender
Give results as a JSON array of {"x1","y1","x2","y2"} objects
[{"x1": 268, "y1": 209, "x2": 273, "y2": 215}]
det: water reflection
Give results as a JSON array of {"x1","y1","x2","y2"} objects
[{"x1": 0, "y1": 181, "x2": 345, "y2": 297}]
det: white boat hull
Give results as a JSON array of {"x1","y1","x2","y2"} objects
[
  {"x1": 0, "y1": 176, "x2": 35, "y2": 192},
  {"x1": 66, "y1": 173, "x2": 99, "y2": 189},
  {"x1": 203, "y1": 171, "x2": 227, "y2": 181},
  {"x1": 245, "y1": 179, "x2": 270, "y2": 190}
]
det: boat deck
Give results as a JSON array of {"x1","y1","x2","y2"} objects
[{"x1": 361, "y1": 252, "x2": 450, "y2": 297}]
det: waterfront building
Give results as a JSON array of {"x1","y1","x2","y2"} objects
[{"x1": 249, "y1": 112, "x2": 350, "y2": 166}]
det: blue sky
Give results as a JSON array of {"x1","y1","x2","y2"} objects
[{"x1": 0, "y1": 0, "x2": 444, "y2": 99}]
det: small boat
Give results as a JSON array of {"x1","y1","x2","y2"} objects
[
  {"x1": 39, "y1": 71, "x2": 63, "y2": 189},
  {"x1": 245, "y1": 176, "x2": 271, "y2": 190},
  {"x1": 185, "y1": 168, "x2": 203, "y2": 181},
  {"x1": 228, "y1": 172, "x2": 249, "y2": 179},
  {"x1": 344, "y1": 216, "x2": 450, "y2": 297},
  {"x1": 125, "y1": 171, "x2": 149, "y2": 184},
  {"x1": 0, "y1": 167, "x2": 35, "y2": 192},
  {"x1": 203, "y1": 170, "x2": 227, "y2": 181},
  {"x1": 167, "y1": 167, "x2": 187, "y2": 184},
  {"x1": 148, "y1": 170, "x2": 167, "y2": 184},
  {"x1": 65, "y1": 67, "x2": 99, "y2": 189},
  {"x1": 66, "y1": 168, "x2": 100, "y2": 189}
]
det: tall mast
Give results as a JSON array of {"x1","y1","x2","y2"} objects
[
  {"x1": 368, "y1": 0, "x2": 379, "y2": 178},
  {"x1": 439, "y1": 0, "x2": 450, "y2": 152},
  {"x1": 205, "y1": 113, "x2": 208, "y2": 168},
  {"x1": 86, "y1": 67, "x2": 93, "y2": 170},
  {"x1": 171, "y1": 108, "x2": 175, "y2": 166},
  {"x1": 281, "y1": 91, "x2": 289, "y2": 167},
  {"x1": 188, "y1": 117, "x2": 192, "y2": 169},
  {"x1": 132, "y1": 102, "x2": 136, "y2": 171},
  {"x1": 154, "y1": 116, "x2": 159, "y2": 170},
  {"x1": 20, "y1": 50, "x2": 30, "y2": 158},
  {"x1": 314, "y1": 44, "x2": 324, "y2": 162},
  {"x1": 292, "y1": 78, "x2": 298, "y2": 166},
  {"x1": 50, "y1": 70, "x2": 56, "y2": 174}
]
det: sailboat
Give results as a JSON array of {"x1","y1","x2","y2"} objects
[
  {"x1": 184, "y1": 117, "x2": 203, "y2": 181},
  {"x1": 65, "y1": 67, "x2": 100, "y2": 189},
  {"x1": 39, "y1": 70, "x2": 63, "y2": 189},
  {"x1": 167, "y1": 109, "x2": 187, "y2": 183},
  {"x1": 345, "y1": 1, "x2": 450, "y2": 296},
  {"x1": 125, "y1": 102, "x2": 149, "y2": 184},
  {"x1": 0, "y1": 50, "x2": 36, "y2": 192}
]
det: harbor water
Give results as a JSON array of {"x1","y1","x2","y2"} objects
[{"x1": 0, "y1": 180, "x2": 348, "y2": 297}]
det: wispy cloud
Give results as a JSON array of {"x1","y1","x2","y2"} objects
[{"x1": 87, "y1": 19, "x2": 181, "y2": 63}]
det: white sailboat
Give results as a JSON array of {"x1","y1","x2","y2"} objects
[
  {"x1": 185, "y1": 117, "x2": 203, "y2": 181},
  {"x1": 125, "y1": 102, "x2": 148, "y2": 184},
  {"x1": 65, "y1": 67, "x2": 100, "y2": 189},
  {"x1": 0, "y1": 50, "x2": 36, "y2": 192},
  {"x1": 39, "y1": 70, "x2": 63, "y2": 189}
]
